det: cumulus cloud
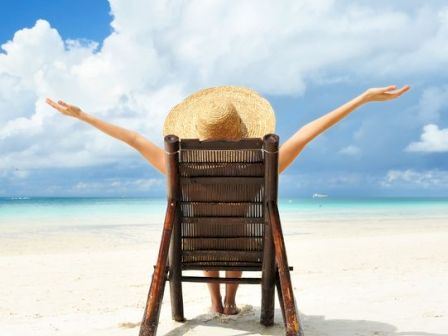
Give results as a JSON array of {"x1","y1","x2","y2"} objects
[
  {"x1": 1, "y1": 0, "x2": 448, "y2": 174},
  {"x1": 0, "y1": 19, "x2": 185, "y2": 170},
  {"x1": 280, "y1": 171, "x2": 378, "y2": 190},
  {"x1": 339, "y1": 145, "x2": 362, "y2": 156},
  {"x1": 73, "y1": 177, "x2": 163, "y2": 194},
  {"x1": 381, "y1": 169, "x2": 448, "y2": 188},
  {"x1": 406, "y1": 124, "x2": 448, "y2": 153}
]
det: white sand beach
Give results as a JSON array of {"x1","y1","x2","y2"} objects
[{"x1": 1, "y1": 215, "x2": 448, "y2": 336}]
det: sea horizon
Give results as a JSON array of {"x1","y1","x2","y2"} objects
[{"x1": 2, "y1": 196, "x2": 448, "y2": 226}]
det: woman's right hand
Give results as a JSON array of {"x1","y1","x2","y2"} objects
[
  {"x1": 361, "y1": 85, "x2": 410, "y2": 103},
  {"x1": 46, "y1": 98, "x2": 83, "y2": 118}
]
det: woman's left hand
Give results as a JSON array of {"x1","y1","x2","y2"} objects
[
  {"x1": 46, "y1": 98, "x2": 83, "y2": 118},
  {"x1": 362, "y1": 85, "x2": 410, "y2": 103}
]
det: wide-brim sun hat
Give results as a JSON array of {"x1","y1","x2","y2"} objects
[{"x1": 163, "y1": 86, "x2": 276, "y2": 140}]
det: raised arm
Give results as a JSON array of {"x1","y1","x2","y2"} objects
[
  {"x1": 46, "y1": 98, "x2": 166, "y2": 175},
  {"x1": 278, "y1": 85, "x2": 410, "y2": 174}
]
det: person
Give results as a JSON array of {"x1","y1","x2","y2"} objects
[{"x1": 46, "y1": 84, "x2": 410, "y2": 315}]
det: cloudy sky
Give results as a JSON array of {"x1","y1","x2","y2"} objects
[{"x1": 1, "y1": 0, "x2": 447, "y2": 198}]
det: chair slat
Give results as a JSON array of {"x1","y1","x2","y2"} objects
[
  {"x1": 180, "y1": 179, "x2": 264, "y2": 202},
  {"x1": 180, "y1": 276, "x2": 262, "y2": 284},
  {"x1": 182, "y1": 237, "x2": 263, "y2": 251},
  {"x1": 182, "y1": 216, "x2": 264, "y2": 224},
  {"x1": 180, "y1": 138, "x2": 263, "y2": 150},
  {"x1": 182, "y1": 250, "x2": 263, "y2": 263},
  {"x1": 181, "y1": 177, "x2": 263, "y2": 184},
  {"x1": 179, "y1": 162, "x2": 264, "y2": 177},
  {"x1": 180, "y1": 149, "x2": 263, "y2": 163},
  {"x1": 181, "y1": 217, "x2": 264, "y2": 238},
  {"x1": 180, "y1": 201, "x2": 264, "y2": 217},
  {"x1": 182, "y1": 263, "x2": 262, "y2": 271}
]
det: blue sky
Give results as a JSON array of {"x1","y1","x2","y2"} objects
[
  {"x1": 0, "y1": 0, "x2": 111, "y2": 43},
  {"x1": 1, "y1": 1, "x2": 447, "y2": 198}
]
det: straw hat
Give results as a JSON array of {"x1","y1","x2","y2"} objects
[{"x1": 163, "y1": 86, "x2": 276, "y2": 139}]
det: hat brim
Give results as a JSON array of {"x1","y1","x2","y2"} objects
[{"x1": 163, "y1": 86, "x2": 276, "y2": 139}]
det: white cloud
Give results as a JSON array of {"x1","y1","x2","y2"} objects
[
  {"x1": 381, "y1": 169, "x2": 448, "y2": 188},
  {"x1": 73, "y1": 178, "x2": 163, "y2": 193},
  {"x1": 406, "y1": 124, "x2": 448, "y2": 153},
  {"x1": 280, "y1": 171, "x2": 377, "y2": 189},
  {"x1": 339, "y1": 145, "x2": 361, "y2": 156},
  {"x1": 1, "y1": 1, "x2": 448, "y2": 174}
]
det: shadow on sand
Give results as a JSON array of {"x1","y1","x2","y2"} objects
[{"x1": 159, "y1": 306, "x2": 448, "y2": 336}]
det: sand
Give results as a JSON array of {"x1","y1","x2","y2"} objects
[{"x1": 1, "y1": 216, "x2": 448, "y2": 335}]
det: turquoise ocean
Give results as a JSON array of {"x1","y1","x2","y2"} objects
[{"x1": 1, "y1": 197, "x2": 447, "y2": 235}]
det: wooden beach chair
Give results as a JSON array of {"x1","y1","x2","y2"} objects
[{"x1": 139, "y1": 134, "x2": 303, "y2": 336}]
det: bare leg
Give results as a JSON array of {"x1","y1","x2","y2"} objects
[
  {"x1": 204, "y1": 270, "x2": 223, "y2": 313},
  {"x1": 224, "y1": 271, "x2": 242, "y2": 315}
]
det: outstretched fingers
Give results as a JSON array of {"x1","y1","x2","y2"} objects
[
  {"x1": 46, "y1": 98, "x2": 68, "y2": 113},
  {"x1": 363, "y1": 85, "x2": 410, "y2": 102},
  {"x1": 46, "y1": 98, "x2": 57, "y2": 107},
  {"x1": 46, "y1": 98, "x2": 83, "y2": 118},
  {"x1": 382, "y1": 85, "x2": 397, "y2": 92},
  {"x1": 46, "y1": 98, "x2": 61, "y2": 109},
  {"x1": 384, "y1": 85, "x2": 411, "y2": 99}
]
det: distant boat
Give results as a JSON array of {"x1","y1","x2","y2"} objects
[{"x1": 312, "y1": 193, "x2": 328, "y2": 198}]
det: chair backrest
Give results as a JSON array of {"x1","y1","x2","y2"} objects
[{"x1": 164, "y1": 134, "x2": 279, "y2": 271}]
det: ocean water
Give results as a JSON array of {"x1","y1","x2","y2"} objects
[{"x1": 1, "y1": 197, "x2": 448, "y2": 230}]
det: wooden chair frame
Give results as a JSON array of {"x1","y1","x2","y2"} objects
[{"x1": 138, "y1": 134, "x2": 303, "y2": 336}]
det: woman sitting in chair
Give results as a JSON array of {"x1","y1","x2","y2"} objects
[{"x1": 46, "y1": 84, "x2": 409, "y2": 315}]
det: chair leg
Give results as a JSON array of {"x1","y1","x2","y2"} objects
[
  {"x1": 275, "y1": 270, "x2": 286, "y2": 328},
  {"x1": 261, "y1": 270, "x2": 275, "y2": 325},
  {"x1": 268, "y1": 201, "x2": 303, "y2": 336},
  {"x1": 169, "y1": 273, "x2": 184, "y2": 322},
  {"x1": 169, "y1": 210, "x2": 185, "y2": 322},
  {"x1": 261, "y1": 220, "x2": 276, "y2": 326},
  {"x1": 139, "y1": 268, "x2": 168, "y2": 336},
  {"x1": 139, "y1": 203, "x2": 177, "y2": 336},
  {"x1": 276, "y1": 261, "x2": 303, "y2": 336}
]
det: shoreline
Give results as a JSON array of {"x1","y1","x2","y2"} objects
[{"x1": 1, "y1": 216, "x2": 448, "y2": 255}]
